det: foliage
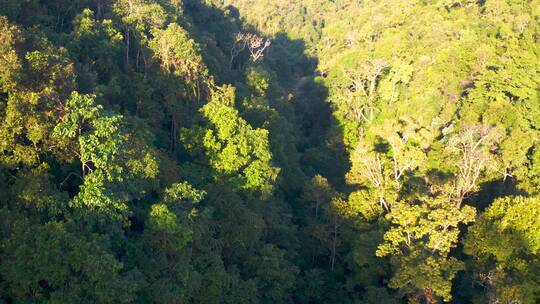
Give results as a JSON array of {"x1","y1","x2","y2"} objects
[{"x1": 0, "y1": 0, "x2": 539, "y2": 303}]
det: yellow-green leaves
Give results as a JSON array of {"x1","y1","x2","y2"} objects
[
  {"x1": 147, "y1": 203, "x2": 192, "y2": 249},
  {"x1": 150, "y1": 23, "x2": 205, "y2": 79},
  {"x1": 163, "y1": 181, "x2": 206, "y2": 205},
  {"x1": 113, "y1": 0, "x2": 168, "y2": 34},
  {"x1": 181, "y1": 100, "x2": 279, "y2": 196},
  {"x1": 0, "y1": 17, "x2": 21, "y2": 92},
  {"x1": 466, "y1": 196, "x2": 540, "y2": 261},
  {"x1": 53, "y1": 92, "x2": 158, "y2": 222},
  {"x1": 465, "y1": 196, "x2": 540, "y2": 303},
  {"x1": 387, "y1": 253, "x2": 464, "y2": 303},
  {"x1": 54, "y1": 92, "x2": 125, "y2": 181},
  {"x1": 149, "y1": 22, "x2": 212, "y2": 103},
  {"x1": 246, "y1": 65, "x2": 271, "y2": 97}
]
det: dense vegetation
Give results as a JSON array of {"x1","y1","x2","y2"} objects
[{"x1": 0, "y1": 0, "x2": 538, "y2": 303}]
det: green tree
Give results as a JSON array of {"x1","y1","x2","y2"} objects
[
  {"x1": 53, "y1": 92, "x2": 158, "y2": 222},
  {"x1": 464, "y1": 196, "x2": 540, "y2": 304},
  {"x1": 180, "y1": 89, "x2": 279, "y2": 196},
  {"x1": 0, "y1": 218, "x2": 140, "y2": 303}
]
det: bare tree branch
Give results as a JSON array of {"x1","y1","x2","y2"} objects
[{"x1": 230, "y1": 32, "x2": 271, "y2": 67}]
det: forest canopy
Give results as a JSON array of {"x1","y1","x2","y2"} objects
[{"x1": 0, "y1": 0, "x2": 539, "y2": 303}]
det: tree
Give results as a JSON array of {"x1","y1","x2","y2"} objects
[
  {"x1": 464, "y1": 196, "x2": 540, "y2": 304},
  {"x1": 371, "y1": 124, "x2": 500, "y2": 302},
  {"x1": 302, "y1": 174, "x2": 333, "y2": 219},
  {"x1": 53, "y1": 92, "x2": 158, "y2": 222},
  {"x1": 68, "y1": 8, "x2": 124, "y2": 88},
  {"x1": 0, "y1": 31, "x2": 76, "y2": 168},
  {"x1": 376, "y1": 196, "x2": 476, "y2": 302},
  {"x1": 0, "y1": 219, "x2": 140, "y2": 303},
  {"x1": 0, "y1": 17, "x2": 21, "y2": 93},
  {"x1": 230, "y1": 32, "x2": 272, "y2": 67},
  {"x1": 149, "y1": 22, "x2": 211, "y2": 103},
  {"x1": 136, "y1": 182, "x2": 206, "y2": 303},
  {"x1": 180, "y1": 88, "x2": 279, "y2": 196},
  {"x1": 1, "y1": 0, "x2": 539, "y2": 303},
  {"x1": 338, "y1": 59, "x2": 388, "y2": 123}
]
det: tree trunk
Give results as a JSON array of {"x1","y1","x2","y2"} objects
[
  {"x1": 126, "y1": 28, "x2": 130, "y2": 66},
  {"x1": 330, "y1": 218, "x2": 337, "y2": 271}
]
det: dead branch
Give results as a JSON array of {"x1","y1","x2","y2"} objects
[{"x1": 230, "y1": 32, "x2": 271, "y2": 66}]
